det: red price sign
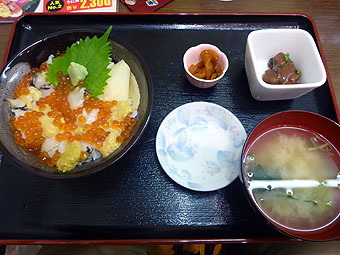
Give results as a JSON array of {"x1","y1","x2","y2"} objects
[
  {"x1": 44, "y1": 0, "x2": 111, "y2": 12},
  {"x1": 79, "y1": 0, "x2": 111, "y2": 9}
]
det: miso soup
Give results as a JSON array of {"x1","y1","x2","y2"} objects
[{"x1": 243, "y1": 127, "x2": 340, "y2": 231}]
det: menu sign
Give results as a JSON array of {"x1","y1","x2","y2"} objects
[
  {"x1": 0, "y1": 0, "x2": 117, "y2": 23},
  {"x1": 43, "y1": 0, "x2": 112, "y2": 12},
  {"x1": 0, "y1": 0, "x2": 37, "y2": 22}
]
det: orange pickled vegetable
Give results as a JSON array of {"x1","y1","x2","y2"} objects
[
  {"x1": 188, "y1": 49, "x2": 223, "y2": 80},
  {"x1": 211, "y1": 64, "x2": 223, "y2": 80},
  {"x1": 200, "y1": 50, "x2": 214, "y2": 79},
  {"x1": 206, "y1": 49, "x2": 219, "y2": 64},
  {"x1": 188, "y1": 61, "x2": 205, "y2": 74}
]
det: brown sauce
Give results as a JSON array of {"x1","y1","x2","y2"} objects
[{"x1": 262, "y1": 52, "x2": 301, "y2": 85}]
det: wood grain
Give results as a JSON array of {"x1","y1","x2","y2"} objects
[{"x1": 1, "y1": 0, "x2": 339, "y2": 109}]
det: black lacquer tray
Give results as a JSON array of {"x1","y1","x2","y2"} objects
[{"x1": 0, "y1": 13, "x2": 338, "y2": 242}]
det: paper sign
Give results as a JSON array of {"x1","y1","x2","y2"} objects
[
  {"x1": 0, "y1": 0, "x2": 117, "y2": 23},
  {"x1": 43, "y1": 0, "x2": 112, "y2": 12}
]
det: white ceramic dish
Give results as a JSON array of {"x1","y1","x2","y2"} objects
[
  {"x1": 183, "y1": 44, "x2": 229, "y2": 88},
  {"x1": 245, "y1": 29, "x2": 327, "y2": 101},
  {"x1": 155, "y1": 101, "x2": 247, "y2": 191}
]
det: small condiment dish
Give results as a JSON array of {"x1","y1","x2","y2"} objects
[
  {"x1": 245, "y1": 29, "x2": 327, "y2": 101},
  {"x1": 183, "y1": 44, "x2": 228, "y2": 88},
  {"x1": 156, "y1": 101, "x2": 246, "y2": 191}
]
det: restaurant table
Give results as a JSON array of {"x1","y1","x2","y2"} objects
[{"x1": 0, "y1": 0, "x2": 340, "y2": 245}]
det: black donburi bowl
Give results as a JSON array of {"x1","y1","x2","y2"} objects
[{"x1": 0, "y1": 29, "x2": 153, "y2": 178}]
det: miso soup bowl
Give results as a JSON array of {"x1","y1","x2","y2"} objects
[
  {"x1": 0, "y1": 29, "x2": 153, "y2": 178},
  {"x1": 240, "y1": 111, "x2": 340, "y2": 241},
  {"x1": 245, "y1": 29, "x2": 327, "y2": 101}
]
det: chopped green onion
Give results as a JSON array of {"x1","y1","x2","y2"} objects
[
  {"x1": 308, "y1": 135, "x2": 333, "y2": 152},
  {"x1": 284, "y1": 53, "x2": 290, "y2": 62},
  {"x1": 296, "y1": 69, "x2": 301, "y2": 75}
]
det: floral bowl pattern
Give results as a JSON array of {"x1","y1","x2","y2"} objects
[{"x1": 156, "y1": 101, "x2": 247, "y2": 191}]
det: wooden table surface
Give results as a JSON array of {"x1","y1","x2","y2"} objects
[{"x1": 1, "y1": 0, "x2": 339, "y2": 112}]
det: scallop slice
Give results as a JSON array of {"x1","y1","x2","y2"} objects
[
  {"x1": 11, "y1": 109, "x2": 27, "y2": 118},
  {"x1": 41, "y1": 138, "x2": 66, "y2": 157},
  {"x1": 32, "y1": 72, "x2": 47, "y2": 89},
  {"x1": 6, "y1": 98, "x2": 27, "y2": 109},
  {"x1": 39, "y1": 86, "x2": 55, "y2": 98},
  {"x1": 68, "y1": 87, "x2": 85, "y2": 110},
  {"x1": 6, "y1": 98, "x2": 29, "y2": 118},
  {"x1": 82, "y1": 108, "x2": 99, "y2": 125},
  {"x1": 32, "y1": 71, "x2": 55, "y2": 97}
]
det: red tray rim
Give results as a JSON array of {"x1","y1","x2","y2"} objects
[{"x1": 1, "y1": 12, "x2": 339, "y2": 244}]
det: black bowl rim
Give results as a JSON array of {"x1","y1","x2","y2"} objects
[
  {"x1": 239, "y1": 110, "x2": 340, "y2": 241},
  {"x1": 0, "y1": 28, "x2": 154, "y2": 179}
]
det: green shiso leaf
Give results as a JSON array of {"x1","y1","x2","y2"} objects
[{"x1": 46, "y1": 26, "x2": 113, "y2": 97}]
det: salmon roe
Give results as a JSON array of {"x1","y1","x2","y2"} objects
[
  {"x1": 11, "y1": 68, "x2": 138, "y2": 169},
  {"x1": 113, "y1": 116, "x2": 137, "y2": 144},
  {"x1": 12, "y1": 110, "x2": 45, "y2": 156}
]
